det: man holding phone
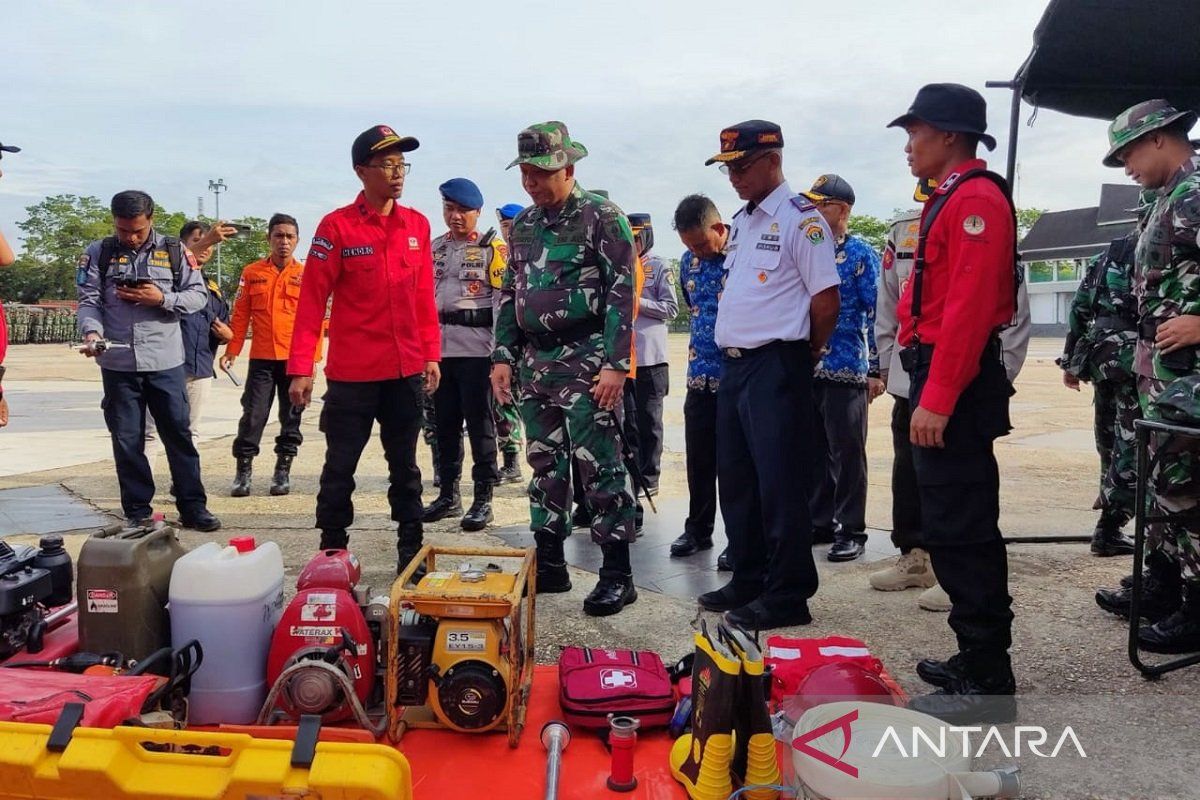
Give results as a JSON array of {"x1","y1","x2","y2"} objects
[{"x1": 287, "y1": 125, "x2": 440, "y2": 571}]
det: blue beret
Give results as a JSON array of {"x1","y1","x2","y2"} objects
[
  {"x1": 438, "y1": 177, "x2": 483, "y2": 210},
  {"x1": 498, "y1": 203, "x2": 524, "y2": 220}
]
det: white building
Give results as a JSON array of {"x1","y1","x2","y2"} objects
[{"x1": 1018, "y1": 184, "x2": 1139, "y2": 326}]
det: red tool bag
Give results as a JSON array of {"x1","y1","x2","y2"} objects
[
  {"x1": 0, "y1": 668, "x2": 163, "y2": 728},
  {"x1": 557, "y1": 647, "x2": 674, "y2": 729}
]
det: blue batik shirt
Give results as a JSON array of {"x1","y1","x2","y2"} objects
[
  {"x1": 680, "y1": 249, "x2": 728, "y2": 391},
  {"x1": 814, "y1": 233, "x2": 881, "y2": 385}
]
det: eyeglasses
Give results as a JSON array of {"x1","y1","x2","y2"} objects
[
  {"x1": 364, "y1": 161, "x2": 411, "y2": 176},
  {"x1": 718, "y1": 151, "x2": 771, "y2": 176}
]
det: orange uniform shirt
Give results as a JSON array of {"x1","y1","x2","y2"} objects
[{"x1": 226, "y1": 257, "x2": 320, "y2": 362}]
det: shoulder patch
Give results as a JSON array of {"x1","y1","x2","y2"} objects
[
  {"x1": 804, "y1": 223, "x2": 825, "y2": 245},
  {"x1": 312, "y1": 236, "x2": 334, "y2": 251},
  {"x1": 789, "y1": 196, "x2": 817, "y2": 213}
]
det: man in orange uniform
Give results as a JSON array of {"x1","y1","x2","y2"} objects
[
  {"x1": 222, "y1": 213, "x2": 315, "y2": 497},
  {"x1": 288, "y1": 125, "x2": 441, "y2": 568}
]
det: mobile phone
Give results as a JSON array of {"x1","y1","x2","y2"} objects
[
  {"x1": 114, "y1": 277, "x2": 151, "y2": 288},
  {"x1": 225, "y1": 223, "x2": 253, "y2": 237}
]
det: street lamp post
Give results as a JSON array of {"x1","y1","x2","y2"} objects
[{"x1": 207, "y1": 178, "x2": 227, "y2": 285}]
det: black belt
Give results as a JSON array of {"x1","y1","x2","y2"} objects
[
  {"x1": 524, "y1": 317, "x2": 604, "y2": 350},
  {"x1": 721, "y1": 339, "x2": 806, "y2": 359},
  {"x1": 1093, "y1": 314, "x2": 1136, "y2": 333},
  {"x1": 439, "y1": 308, "x2": 494, "y2": 328}
]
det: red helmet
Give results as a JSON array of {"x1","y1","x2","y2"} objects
[{"x1": 791, "y1": 663, "x2": 898, "y2": 712}]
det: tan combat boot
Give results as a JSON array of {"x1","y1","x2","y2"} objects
[
  {"x1": 917, "y1": 583, "x2": 953, "y2": 612},
  {"x1": 868, "y1": 548, "x2": 936, "y2": 591}
]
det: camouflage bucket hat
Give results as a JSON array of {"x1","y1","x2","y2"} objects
[
  {"x1": 506, "y1": 121, "x2": 588, "y2": 171},
  {"x1": 1103, "y1": 99, "x2": 1198, "y2": 167},
  {"x1": 1154, "y1": 375, "x2": 1200, "y2": 426}
]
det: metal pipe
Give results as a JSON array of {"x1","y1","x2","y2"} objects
[
  {"x1": 44, "y1": 602, "x2": 77, "y2": 628},
  {"x1": 540, "y1": 720, "x2": 570, "y2": 800},
  {"x1": 985, "y1": 79, "x2": 1024, "y2": 187}
]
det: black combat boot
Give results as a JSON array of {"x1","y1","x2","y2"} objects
[
  {"x1": 583, "y1": 542, "x2": 637, "y2": 617},
  {"x1": 461, "y1": 482, "x2": 494, "y2": 531},
  {"x1": 269, "y1": 454, "x2": 293, "y2": 496},
  {"x1": 422, "y1": 480, "x2": 462, "y2": 522},
  {"x1": 1090, "y1": 512, "x2": 1135, "y2": 557},
  {"x1": 534, "y1": 531, "x2": 572, "y2": 593},
  {"x1": 1138, "y1": 583, "x2": 1200, "y2": 654},
  {"x1": 1096, "y1": 550, "x2": 1182, "y2": 622},
  {"x1": 670, "y1": 530, "x2": 713, "y2": 557},
  {"x1": 499, "y1": 451, "x2": 523, "y2": 484},
  {"x1": 908, "y1": 650, "x2": 1016, "y2": 725},
  {"x1": 230, "y1": 456, "x2": 253, "y2": 497},
  {"x1": 319, "y1": 528, "x2": 349, "y2": 550},
  {"x1": 916, "y1": 653, "x2": 968, "y2": 688},
  {"x1": 397, "y1": 521, "x2": 426, "y2": 580}
]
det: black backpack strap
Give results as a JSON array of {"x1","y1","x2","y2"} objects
[
  {"x1": 162, "y1": 236, "x2": 185, "y2": 291},
  {"x1": 97, "y1": 236, "x2": 118, "y2": 293}
]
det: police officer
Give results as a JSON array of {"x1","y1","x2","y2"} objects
[
  {"x1": 493, "y1": 202, "x2": 527, "y2": 484},
  {"x1": 800, "y1": 174, "x2": 882, "y2": 563},
  {"x1": 627, "y1": 213, "x2": 678, "y2": 495},
  {"x1": 77, "y1": 190, "x2": 221, "y2": 531},
  {"x1": 871, "y1": 182, "x2": 1031, "y2": 614},
  {"x1": 696, "y1": 120, "x2": 841, "y2": 630},
  {"x1": 222, "y1": 214, "x2": 314, "y2": 497},
  {"x1": 422, "y1": 178, "x2": 505, "y2": 530},
  {"x1": 287, "y1": 125, "x2": 441, "y2": 571},
  {"x1": 669, "y1": 194, "x2": 731, "y2": 571},
  {"x1": 492, "y1": 121, "x2": 639, "y2": 617},
  {"x1": 1094, "y1": 100, "x2": 1200, "y2": 653},
  {"x1": 887, "y1": 84, "x2": 1019, "y2": 723}
]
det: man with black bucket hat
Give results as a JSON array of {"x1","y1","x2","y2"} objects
[
  {"x1": 287, "y1": 125, "x2": 441, "y2": 574},
  {"x1": 887, "y1": 84, "x2": 1021, "y2": 724}
]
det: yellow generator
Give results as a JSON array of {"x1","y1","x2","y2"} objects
[{"x1": 387, "y1": 545, "x2": 535, "y2": 747}]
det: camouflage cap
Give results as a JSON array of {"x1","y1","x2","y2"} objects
[
  {"x1": 506, "y1": 121, "x2": 588, "y2": 171},
  {"x1": 1103, "y1": 99, "x2": 1198, "y2": 167},
  {"x1": 1154, "y1": 375, "x2": 1200, "y2": 426}
]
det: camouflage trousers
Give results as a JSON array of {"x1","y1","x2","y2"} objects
[
  {"x1": 518, "y1": 372, "x2": 636, "y2": 545},
  {"x1": 1138, "y1": 374, "x2": 1200, "y2": 583},
  {"x1": 1093, "y1": 378, "x2": 1140, "y2": 521},
  {"x1": 493, "y1": 389, "x2": 524, "y2": 456}
]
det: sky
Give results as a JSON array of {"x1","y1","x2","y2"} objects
[{"x1": 2, "y1": 0, "x2": 1129, "y2": 257}]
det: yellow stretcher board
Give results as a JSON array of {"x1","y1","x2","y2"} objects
[{"x1": 0, "y1": 720, "x2": 411, "y2": 800}]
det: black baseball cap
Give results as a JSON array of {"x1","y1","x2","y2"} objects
[
  {"x1": 801, "y1": 174, "x2": 856, "y2": 205},
  {"x1": 705, "y1": 120, "x2": 784, "y2": 165},
  {"x1": 887, "y1": 84, "x2": 997, "y2": 151},
  {"x1": 0, "y1": 143, "x2": 20, "y2": 160},
  {"x1": 351, "y1": 125, "x2": 419, "y2": 167}
]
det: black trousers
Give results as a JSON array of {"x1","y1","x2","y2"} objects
[
  {"x1": 633, "y1": 363, "x2": 669, "y2": 488},
  {"x1": 889, "y1": 395, "x2": 924, "y2": 552},
  {"x1": 101, "y1": 366, "x2": 206, "y2": 520},
  {"x1": 315, "y1": 376, "x2": 424, "y2": 533},
  {"x1": 433, "y1": 357, "x2": 499, "y2": 486},
  {"x1": 717, "y1": 341, "x2": 818, "y2": 608},
  {"x1": 232, "y1": 359, "x2": 303, "y2": 458},
  {"x1": 909, "y1": 341, "x2": 1014, "y2": 667},
  {"x1": 684, "y1": 388, "x2": 718, "y2": 539},
  {"x1": 810, "y1": 380, "x2": 869, "y2": 537}
]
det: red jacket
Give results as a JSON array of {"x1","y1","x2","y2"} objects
[
  {"x1": 897, "y1": 159, "x2": 1015, "y2": 416},
  {"x1": 288, "y1": 193, "x2": 440, "y2": 381}
]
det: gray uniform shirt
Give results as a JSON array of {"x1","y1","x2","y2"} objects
[
  {"x1": 76, "y1": 230, "x2": 208, "y2": 372},
  {"x1": 633, "y1": 252, "x2": 678, "y2": 368},
  {"x1": 432, "y1": 231, "x2": 502, "y2": 359},
  {"x1": 876, "y1": 208, "x2": 1031, "y2": 398}
]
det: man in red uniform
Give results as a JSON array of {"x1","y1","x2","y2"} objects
[
  {"x1": 887, "y1": 84, "x2": 1018, "y2": 723},
  {"x1": 288, "y1": 125, "x2": 441, "y2": 571}
]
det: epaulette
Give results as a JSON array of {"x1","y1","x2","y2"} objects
[{"x1": 789, "y1": 197, "x2": 817, "y2": 213}]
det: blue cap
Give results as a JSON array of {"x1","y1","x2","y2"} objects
[
  {"x1": 497, "y1": 203, "x2": 524, "y2": 220},
  {"x1": 438, "y1": 178, "x2": 484, "y2": 210}
]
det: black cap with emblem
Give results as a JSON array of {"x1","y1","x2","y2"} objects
[
  {"x1": 801, "y1": 174, "x2": 856, "y2": 206},
  {"x1": 351, "y1": 125, "x2": 419, "y2": 167},
  {"x1": 705, "y1": 120, "x2": 784, "y2": 165}
]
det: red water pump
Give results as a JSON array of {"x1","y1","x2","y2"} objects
[{"x1": 259, "y1": 550, "x2": 385, "y2": 732}]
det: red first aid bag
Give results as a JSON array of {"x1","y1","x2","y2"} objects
[
  {"x1": 0, "y1": 668, "x2": 161, "y2": 728},
  {"x1": 558, "y1": 647, "x2": 675, "y2": 729}
]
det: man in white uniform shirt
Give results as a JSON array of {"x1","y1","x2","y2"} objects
[{"x1": 697, "y1": 120, "x2": 841, "y2": 630}]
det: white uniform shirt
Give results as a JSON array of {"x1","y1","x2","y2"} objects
[{"x1": 714, "y1": 181, "x2": 840, "y2": 349}]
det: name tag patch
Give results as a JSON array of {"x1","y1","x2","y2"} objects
[
  {"x1": 342, "y1": 246, "x2": 374, "y2": 258},
  {"x1": 755, "y1": 242, "x2": 780, "y2": 251}
]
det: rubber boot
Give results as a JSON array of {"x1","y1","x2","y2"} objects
[
  {"x1": 534, "y1": 531, "x2": 572, "y2": 593},
  {"x1": 319, "y1": 528, "x2": 349, "y2": 551},
  {"x1": 1096, "y1": 549, "x2": 1182, "y2": 622},
  {"x1": 397, "y1": 521, "x2": 426, "y2": 581},
  {"x1": 422, "y1": 482, "x2": 462, "y2": 522},
  {"x1": 499, "y1": 451, "x2": 523, "y2": 484},
  {"x1": 269, "y1": 454, "x2": 293, "y2": 496},
  {"x1": 230, "y1": 456, "x2": 253, "y2": 497},
  {"x1": 461, "y1": 482, "x2": 494, "y2": 531},
  {"x1": 1138, "y1": 581, "x2": 1200, "y2": 654},
  {"x1": 669, "y1": 624, "x2": 740, "y2": 800},
  {"x1": 721, "y1": 625, "x2": 780, "y2": 800},
  {"x1": 1090, "y1": 512, "x2": 1135, "y2": 557},
  {"x1": 583, "y1": 542, "x2": 637, "y2": 617}
]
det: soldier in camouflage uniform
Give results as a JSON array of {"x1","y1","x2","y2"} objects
[
  {"x1": 1094, "y1": 99, "x2": 1200, "y2": 654},
  {"x1": 1060, "y1": 222, "x2": 1143, "y2": 557},
  {"x1": 491, "y1": 121, "x2": 639, "y2": 617}
]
